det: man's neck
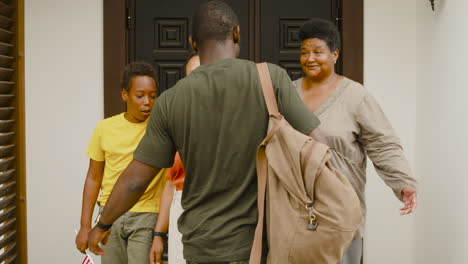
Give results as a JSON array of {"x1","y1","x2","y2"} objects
[{"x1": 198, "y1": 39, "x2": 238, "y2": 65}]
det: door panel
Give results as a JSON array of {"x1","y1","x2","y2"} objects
[
  {"x1": 260, "y1": 0, "x2": 340, "y2": 81},
  {"x1": 132, "y1": 0, "x2": 252, "y2": 94}
]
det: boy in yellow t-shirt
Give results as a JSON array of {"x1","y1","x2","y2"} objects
[{"x1": 75, "y1": 62, "x2": 166, "y2": 264}]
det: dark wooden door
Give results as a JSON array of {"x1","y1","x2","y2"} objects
[
  {"x1": 130, "y1": 0, "x2": 340, "y2": 93},
  {"x1": 260, "y1": 0, "x2": 341, "y2": 81},
  {"x1": 106, "y1": 0, "x2": 360, "y2": 117},
  {"x1": 130, "y1": 0, "x2": 253, "y2": 94}
]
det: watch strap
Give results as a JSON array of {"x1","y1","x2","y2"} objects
[
  {"x1": 153, "y1": 231, "x2": 167, "y2": 238},
  {"x1": 96, "y1": 221, "x2": 112, "y2": 231}
]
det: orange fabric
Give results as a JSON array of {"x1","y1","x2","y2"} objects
[{"x1": 165, "y1": 152, "x2": 185, "y2": 191}]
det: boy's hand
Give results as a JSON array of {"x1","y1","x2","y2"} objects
[
  {"x1": 87, "y1": 226, "x2": 111, "y2": 255},
  {"x1": 75, "y1": 227, "x2": 91, "y2": 254},
  {"x1": 149, "y1": 236, "x2": 165, "y2": 264}
]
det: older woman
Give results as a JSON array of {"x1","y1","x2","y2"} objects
[{"x1": 293, "y1": 18, "x2": 417, "y2": 264}]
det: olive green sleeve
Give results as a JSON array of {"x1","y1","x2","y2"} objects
[
  {"x1": 267, "y1": 63, "x2": 320, "y2": 135},
  {"x1": 134, "y1": 93, "x2": 176, "y2": 168}
]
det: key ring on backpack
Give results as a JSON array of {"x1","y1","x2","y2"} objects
[{"x1": 306, "y1": 204, "x2": 319, "y2": 231}]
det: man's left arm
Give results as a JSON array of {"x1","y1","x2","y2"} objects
[{"x1": 270, "y1": 65, "x2": 321, "y2": 135}]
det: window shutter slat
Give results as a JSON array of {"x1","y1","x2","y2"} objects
[
  {"x1": 0, "y1": 55, "x2": 13, "y2": 68},
  {"x1": 0, "y1": 144, "x2": 13, "y2": 158},
  {"x1": 4, "y1": 256, "x2": 17, "y2": 264},
  {"x1": 0, "y1": 169, "x2": 14, "y2": 183},
  {"x1": 0, "y1": 43, "x2": 12, "y2": 57},
  {"x1": 0, "y1": 120, "x2": 14, "y2": 133},
  {"x1": 0, "y1": 1, "x2": 11, "y2": 6},
  {"x1": 0, "y1": 242, "x2": 16, "y2": 263},
  {"x1": 0, "y1": 181, "x2": 14, "y2": 198},
  {"x1": 0, "y1": 231, "x2": 14, "y2": 250},
  {"x1": 0, "y1": 29, "x2": 12, "y2": 43},
  {"x1": 0, "y1": 14, "x2": 11, "y2": 31},
  {"x1": 0, "y1": 107, "x2": 13, "y2": 119},
  {"x1": 0, "y1": 82, "x2": 13, "y2": 94},
  {"x1": 0, "y1": 95, "x2": 13, "y2": 107},
  {"x1": 0, "y1": 124, "x2": 14, "y2": 134},
  {"x1": 0, "y1": 205, "x2": 14, "y2": 223},
  {"x1": 1, "y1": 0, "x2": 24, "y2": 262},
  {"x1": 0, "y1": 2, "x2": 12, "y2": 18},
  {"x1": 0, "y1": 193, "x2": 15, "y2": 213},
  {"x1": 0, "y1": 68, "x2": 12, "y2": 80},
  {"x1": 0, "y1": 217, "x2": 15, "y2": 237},
  {"x1": 0, "y1": 132, "x2": 13, "y2": 146}
]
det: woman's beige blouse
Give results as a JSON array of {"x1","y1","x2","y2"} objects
[{"x1": 293, "y1": 77, "x2": 417, "y2": 236}]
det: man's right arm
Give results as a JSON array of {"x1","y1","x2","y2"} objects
[
  {"x1": 87, "y1": 159, "x2": 161, "y2": 255},
  {"x1": 98, "y1": 159, "x2": 161, "y2": 225}
]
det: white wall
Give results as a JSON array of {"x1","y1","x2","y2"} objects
[
  {"x1": 365, "y1": 0, "x2": 468, "y2": 263},
  {"x1": 25, "y1": 0, "x2": 103, "y2": 263},
  {"x1": 415, "y1": 0, "x2": 468, "y2": 263},
  {"x1": 363, "y1": 0, "x2": 418, "y2": 263}
]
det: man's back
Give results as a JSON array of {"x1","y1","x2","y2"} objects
[{"x1": 135, "y1": 58, "x2": 319, "y2": 262}]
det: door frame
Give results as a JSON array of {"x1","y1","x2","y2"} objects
[{"x1": 103, "y1": 0, "x2": 363, "y2": 117}]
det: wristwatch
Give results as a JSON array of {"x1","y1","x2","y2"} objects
[
  {"x1": 153, "y1": 231, "x2": 167, "y2": 238},
  {"x1": 95, "y1": 213, "x2": 113, "y2": 231}
]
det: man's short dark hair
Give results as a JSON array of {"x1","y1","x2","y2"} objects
[
  {"x1": 120, "y1": 62, "x2": 158, "y2": 92},
  {"x1": 192, "y1": 1, "x2": 239, "y2": 44},
  {"x1": 299, "y1": 18, "x2": 341, "y2": 51}
]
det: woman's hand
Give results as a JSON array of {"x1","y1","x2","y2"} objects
[
  {"x1": 400, "y1": 187, "x2": 417, "y2": 215},
  {"x1": 149, "y1": 236, "x2": 165, "y2": 264},
  {"x1": 75, "y1": 226, "x2": 91, "y2": 254}
]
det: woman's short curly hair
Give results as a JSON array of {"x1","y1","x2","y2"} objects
[
  {"x1": 299, "y1": 18, "x2": 341, "y2": 52},
  {"x1": 120, "y1": 62, "x2": 158, "y2": 92}
]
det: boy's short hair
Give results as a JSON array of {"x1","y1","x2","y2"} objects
[
  {"x1": 299, "y1": 18, "x2": 341, "y2": 52},
  {"x1": 121, "y1": 62, "x2": 158, "y2": 92},
  {"x1": 192, "y1": 1, "x2": 239, "y2": 44}
]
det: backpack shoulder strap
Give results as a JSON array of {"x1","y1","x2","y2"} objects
[
  {"x1": 249, "y1": 63, "x2": 277, "y2": 264},
  {"x1": 249, "y1": 143, "x2": 267, "y2": 264},
  {"x1": 257, "y1": 63, "x2": 280, "y2": 116}
]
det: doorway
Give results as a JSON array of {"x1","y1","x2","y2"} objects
[{"x1": 104, "y1": 0, "x2": 363, "y2": 117}]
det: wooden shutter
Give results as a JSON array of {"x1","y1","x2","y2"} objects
[{"x1": 0, "y1": 0, "x2": 26, "y2": 263}]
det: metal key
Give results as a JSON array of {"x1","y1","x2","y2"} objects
[{"x1": 306, "y1": 204, "x2": 319, "y2": 231}]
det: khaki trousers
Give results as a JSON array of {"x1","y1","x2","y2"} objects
[{"x1": 100, "y1": 208, "x2": 158, "y2": 264}]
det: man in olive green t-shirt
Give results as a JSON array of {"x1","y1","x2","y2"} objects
[{"x1": 87, "y1": 1, "x2": 320, "y2": 263}]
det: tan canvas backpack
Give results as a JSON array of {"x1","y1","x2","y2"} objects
[{"x1": 249, "y1": 63, "x2": 362, "y2": 264}]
